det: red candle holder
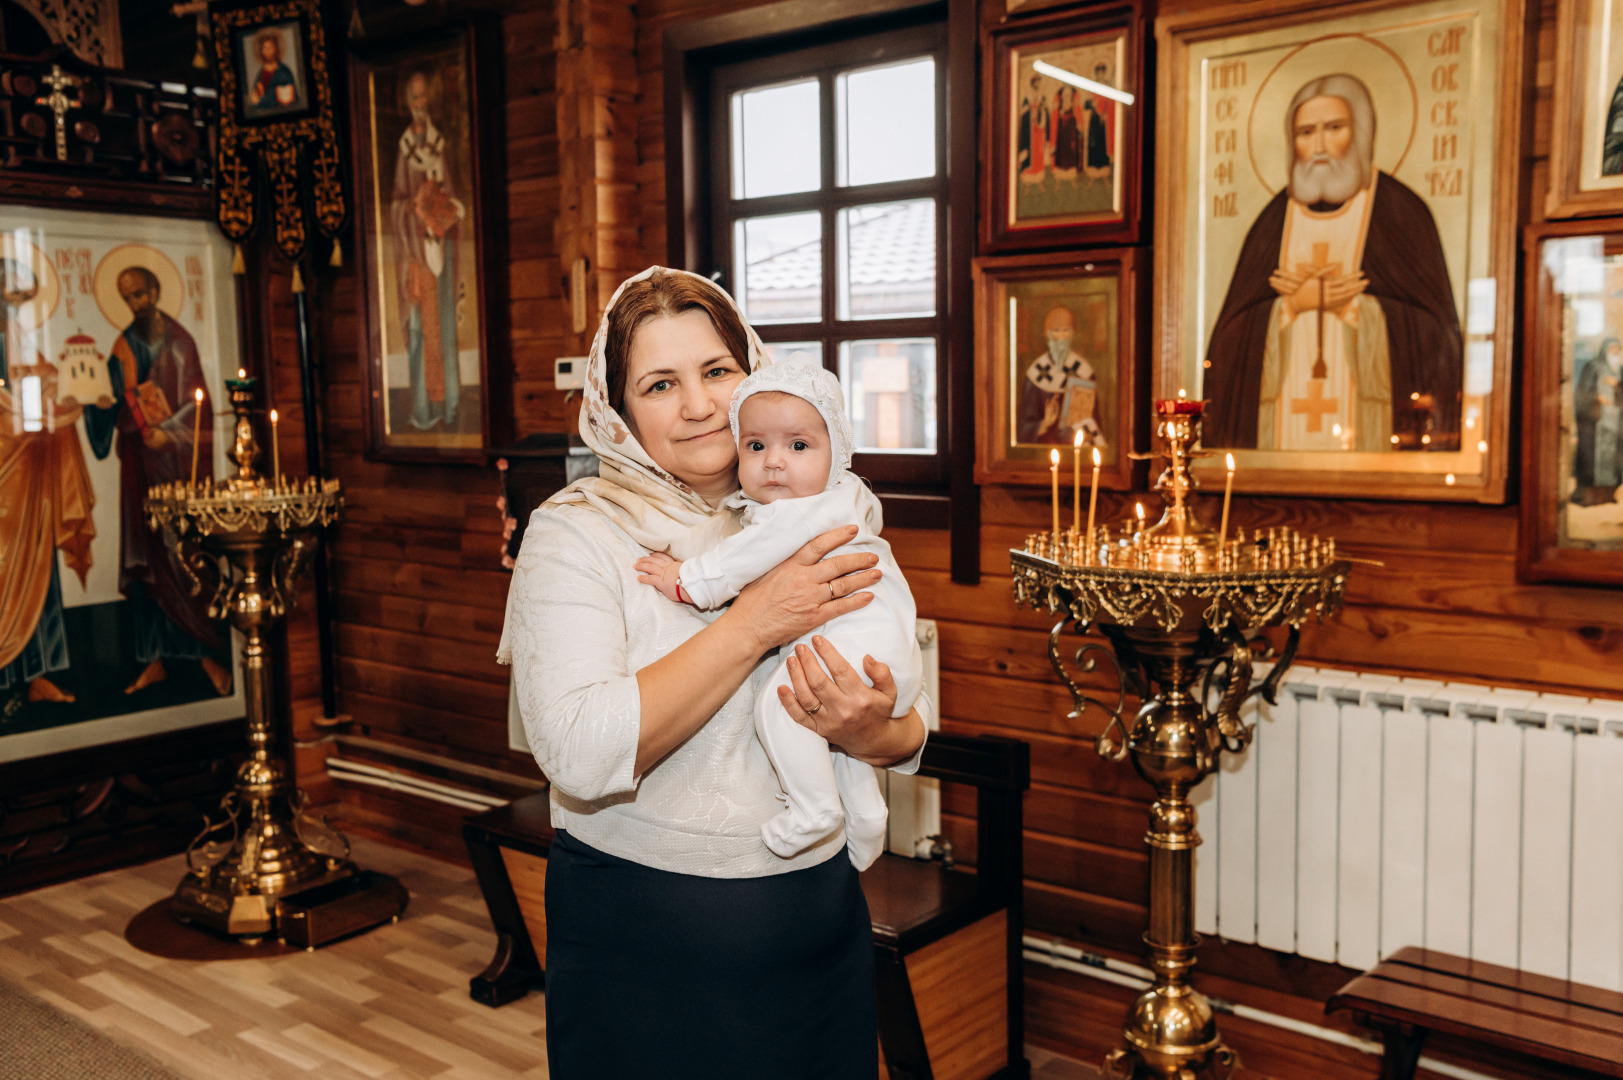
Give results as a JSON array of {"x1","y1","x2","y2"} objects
[{"x1": 1154, "y1": 397, "x2": 1206, "y2": 417}]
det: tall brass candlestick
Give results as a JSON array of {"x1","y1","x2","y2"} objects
[
  {"x1": 1050, "y1": 449, "x2": 1060, "y2": 546},
  {"x1": 189, "y1": 387, "x2": 203, "y2": 486},
  {"x1": 1010, "y1": 398, "x2": 1352, "y2": 1080}
]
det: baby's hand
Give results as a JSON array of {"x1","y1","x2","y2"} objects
[{"x1": 634, "y1": 551, "x2": 688, "y2": 605}]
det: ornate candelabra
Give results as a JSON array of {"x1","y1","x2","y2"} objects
[
  {"x1": 1012, "y1": 400, "x2": 1350, "y2": 1079},
  {"x1": 145, "y1": 374, "x2": 403, "y2": 944}
]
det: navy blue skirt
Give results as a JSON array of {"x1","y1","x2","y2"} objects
[{"x1": 544, "y1": 829, "x2": 876, "y2": 1079}]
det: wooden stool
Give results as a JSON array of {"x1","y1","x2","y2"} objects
[{"x1": 462, "y1": 732, "x2": 1031, "y2": 1080}]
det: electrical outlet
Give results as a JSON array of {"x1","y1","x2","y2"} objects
[{"x1": 554, "y1": 356, "x2": 587, "y2": 390}]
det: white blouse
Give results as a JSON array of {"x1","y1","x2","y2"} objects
[{"x1": 504, "y1": 502, "x2": 928, "y2": 878}]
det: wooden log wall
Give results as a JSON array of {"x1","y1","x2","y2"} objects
[
  {"x1": 265, "y1": 0, "x2": 578, "y2": 856},
  {"x1": 258, "y1": 0, "x2": 1618, "y2": 1073}
]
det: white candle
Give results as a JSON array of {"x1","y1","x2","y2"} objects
[
  {"x1": 1086, "y1": 446, "x2": 1101, "y2": 548},
  {"x1": 270, "y1": 408, "x2": 281, "y2": 483},
  {"x1": 1050, "y1": 449, "x2": 1060, "y2": 547},
  {"x1": 1220, "y1": 453, "x2": 1236, "y2": 547},
  {"x1": 189, "y1": 387, "x2": 203, "y2": 487},
  {"x1": 1072, "y1": 429, "x2": 1083, "y2": 533}
]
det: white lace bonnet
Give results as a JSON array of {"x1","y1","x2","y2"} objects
[{"x1": 727, "y1": 358, "x2": 855, "y2": 491}]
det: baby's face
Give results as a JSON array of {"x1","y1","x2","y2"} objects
[{"x1": 736, "y1": 392, "x2": 833, "y2": 503}]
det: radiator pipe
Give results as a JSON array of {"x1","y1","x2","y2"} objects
[
  {"x1": 1020, "y1": 935, "x2": 1500, "y2": 1080},
  {"x1": 324, "y1": 759, "x2": 510, "y2": 812}
]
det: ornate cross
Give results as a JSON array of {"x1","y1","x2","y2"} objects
[
  {"x1": 1289, "y1": 380, "x2": 1340, "y2": 434},
  {"x1": 34, "y1": 66, "x2": 79, "y2": 162}
]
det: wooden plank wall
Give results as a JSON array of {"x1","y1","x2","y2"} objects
[
  {"x1": 266, "y1": 0, "x2": 578, "y2": 854},
  {"x1": 257, "y1": 0, "x2": 1619, "y2": 1072}
]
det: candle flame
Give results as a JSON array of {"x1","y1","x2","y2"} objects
[
  {"x1": 194, "y1": 387, "x2": 203, "y2": 402},
  {"x1": 1135, "y1": 502, "x2": 1145, "y2": 521},
  {"x1": 1049, "y1": 449, "x2": 1060, "y2": 465},
  {"x1": 1177, "y1": 388, "x2": 1187, "y2": 399},
  {"x1": 1073, "y1": 428, "x2": 1083, "y2": 448},
  {"x1": 1092, "y1": 447, "x2": 1101, "y2": 467},
  {"x1": 270, "y1": 408, "x2": 279, "y2": 423},
  {"x1": 237, "y1": 368, "x2": 246, "y2": 379},
  {"x1": 1225, "y1": 452, "x2": 1235, "y2": 472}
]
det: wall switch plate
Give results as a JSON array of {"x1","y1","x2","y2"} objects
[{"x1": 554, "y1": 356, "x2": 587, "y2": 390}]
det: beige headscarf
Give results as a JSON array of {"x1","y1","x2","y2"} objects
[{"x1": 497, "y1": 266, "x2": 772, "y2": 664}]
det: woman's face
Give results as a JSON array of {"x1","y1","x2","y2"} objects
[{"x1": 621, "y1": 309, "x2": 747, "y2": 498}]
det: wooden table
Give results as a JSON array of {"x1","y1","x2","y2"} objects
[{"x1": 1327, "y1": 946, "x2": 1623, "y2": 1079}]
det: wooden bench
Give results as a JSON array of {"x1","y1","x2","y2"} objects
[
  {"x1": 462, "y1": 731, "x2": 1031, "y2": 1080},
  {"x1": 1327, "y1": 946, "x2": 1623, "y2": 1079}
]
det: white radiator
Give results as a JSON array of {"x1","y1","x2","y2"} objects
[{"x1": 1192, "y1": 665, "x2": 1623, "y2": 989}]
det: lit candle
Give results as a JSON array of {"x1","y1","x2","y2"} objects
[
  {"x1": 1134, "y1": 500, "x2": 1145, "y2": 540},
  {"x1": 270, "y1": 408, "x2": 281, "y2": 484},
  {"x1": 1071, "y1": 430, "x2": 1083, "y2": 533},
  {"x1": 1050, "y1": 449, "x2": 1060, "y2": 547},
  {"x1": 238, "y1": 367, "x2": 246, "y2": 380},
  {"x1": 1219, "y1": 452, "x2": 1236, "y2": 547},
  {"x1": 189, "y1": 387, "x2": 203, "y2": 486},
  {"x1": 1086, "y1": 446, "x2": 1101, "y2": 546}
]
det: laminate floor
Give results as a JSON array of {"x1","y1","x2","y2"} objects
[
  {"x1": 0, "y1": 838, "x2": 550, "y2": 1080},
  {"x1": 0, "y1": 838, "x2": 1096, "y2": 1079}
]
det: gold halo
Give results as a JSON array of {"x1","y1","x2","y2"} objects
[
  {"x1": 0, "y1": 233, "x2": 61, "y2": 331},
  {"x1": 1246, "y1": 34, "x2": 1419, "y2": 194},
  {"x1": 93, "y1": 244, "x2": 184, "y2": 330}
]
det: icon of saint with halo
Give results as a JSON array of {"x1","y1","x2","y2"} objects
[{"x1": 1202, "y1": 73, "x2": 1462, "y2": 453}]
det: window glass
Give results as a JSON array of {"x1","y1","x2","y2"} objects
[
  {"x1": 760, "y1": 341, "x2": 824, "y2": 366},
  {"x1": 837, "y1": 200, "x2": 936, "y2": 320},
  {"x1": 839, "y1": 338, "x2": 937, "y2": 452},
  {"x1": 731, "y1": 79, "x2": 821, "y2": 199},
  {"x1": 837, "y1": 58, "x2": 935, "y2": 187},
  {"x1": 734, "y1": 212, "x2": 822, "y2": 324}
]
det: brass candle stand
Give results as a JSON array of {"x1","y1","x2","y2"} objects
[
  {"x1": 145, "y1": 375, "x2": 406, "y2": 945},
  {"x1": 1012, "y1": 401, "x2": 1350, "y2": 1079}
]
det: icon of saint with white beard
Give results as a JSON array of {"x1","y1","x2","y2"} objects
[{"x1": 1203, "y1": 74, "x2": 1462, "y2": 453}]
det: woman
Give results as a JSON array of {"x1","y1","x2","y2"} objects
[{"x1": 498, "y1": 267, "x2": 929, "y2": 1078}]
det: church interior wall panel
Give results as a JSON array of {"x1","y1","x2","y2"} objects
[{"x1": 248, "y1": 0, "x2": 1621, "y2": 1072}]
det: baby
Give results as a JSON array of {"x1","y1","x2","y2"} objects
[{"x1": 634, "y1": 359, "x2": 921, "y2": 871}]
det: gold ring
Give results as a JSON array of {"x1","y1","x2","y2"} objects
[
  {"x1": 806, "y1": 702, "x2": 822, "y2": 715},
  {"x1": 827, "y1": 582, "x2": 836, "y2": 601}
]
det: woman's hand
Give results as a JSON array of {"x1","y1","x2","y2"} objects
[
  {"x1": 777, "y1": 637, "x2": 925, "y2": 767},
  {"x1": 724, "y1": 525, "x2": 880, "y2": 654}
]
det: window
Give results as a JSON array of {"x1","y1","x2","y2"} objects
[{"x1": 708, "y1": 22, "x2": 948, "y2": 486}]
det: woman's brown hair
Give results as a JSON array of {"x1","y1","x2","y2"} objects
[{"x1": 603, "y1": 271, "x2": 753, "y2": 413}]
